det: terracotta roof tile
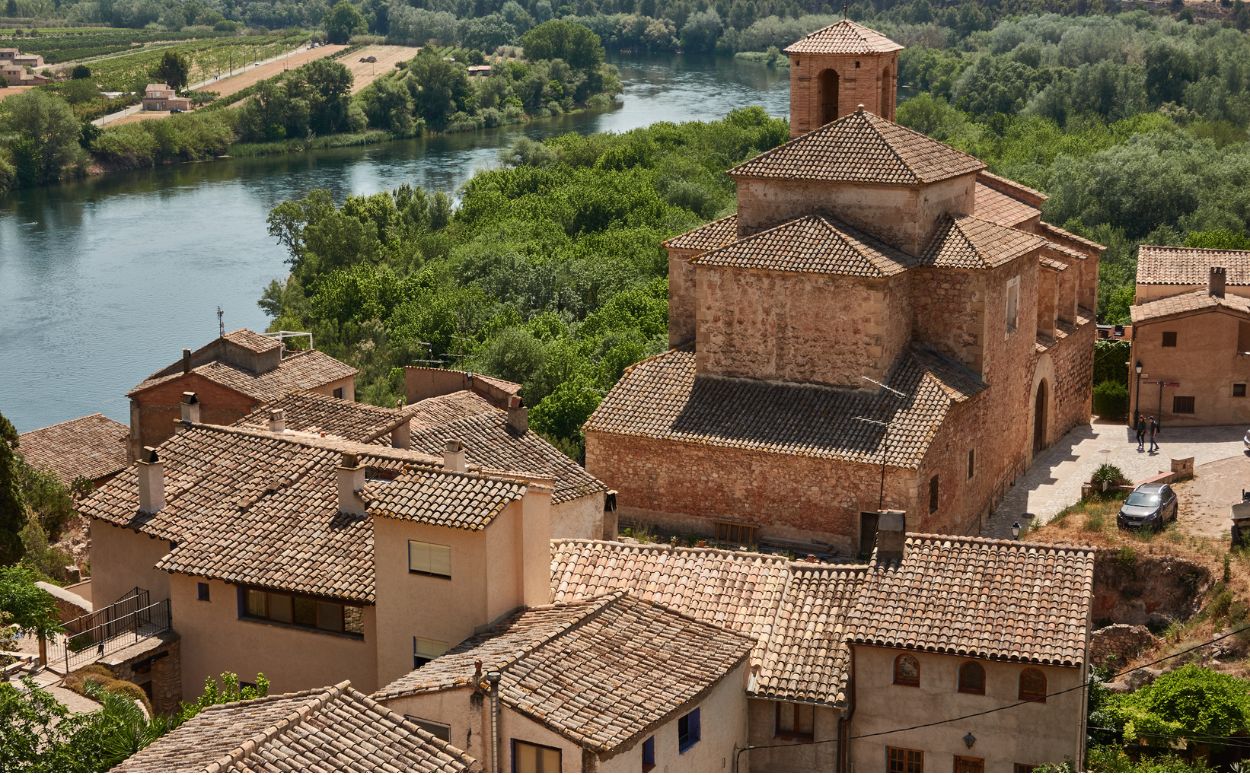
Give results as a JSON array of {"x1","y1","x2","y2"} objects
[
  {"x1": 583, "y1": 347, "x2": 984, "y2": 469},
  {"x1": 663, "y1": 214, "x2": 740, "y2": 252},
  {"x1": 17, "y1": 414, "x2": 128, "y2": 485},
  {"x1": 1036, "y1": 222, "x2": 1104, "y2": 253},
  {"x1": 376, "y1": 594, "x2": 752, "y2": 753},
  {"x1": 404, "y1": 391, "x2": 498, "y2": 429},
  {"x1": 369, "y1": 468, "x2": 527, "y2": 530},
  {"x1": 973, "y1": 182, "x2": 1040, "y2": 228},
  {"x1": 729, "y1": 109, "x2": 984, "y2": 185},
  {"x1": 222, "y1": 328, "x2": 282, "y2": 353},
  {"x1": 692, "y1": 215, "x2": 913, "y2": 277},
  {"x1": 1130, "y1": 289, "x2": 1250, "y2": 324},
  {"x1": 846, "y1": 533, "x2": 1095, "y2": 666},
  {"x1": 406, "y1": 411, "x2": 605, "y2": 505},
  {"x1": 920, "y1": 215, "x2": 1047, "y2": 269},
  {"x1": 114, "y1": 681, "x2": 478, "y2": 772},
  {"x1": 1137, "y1": 245, "x2": 1250, "y2": 286},
  {"x1": 129, "y1": 350, "x2": 356, "y2": 403},
  {"x1": 236, "y1": 392, "x2": 406, "y2": 443},
  {"x1": 783, "y1": 19, "x2": 903, "y2": 54},
  {"x1": 548, "y1": 540, "x2": 866, "y2": 707}
]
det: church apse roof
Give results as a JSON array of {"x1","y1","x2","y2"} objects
[
  {"x1": 691, "y1": 214, "x2": 913, "y2": 278},
  {"x1": 728, "y1": 108, "x2": 985, "y2": 185}
]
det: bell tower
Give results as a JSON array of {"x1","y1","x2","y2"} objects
[{"x1": 784, "y1": 18, "x2": 903, "y2": 137}]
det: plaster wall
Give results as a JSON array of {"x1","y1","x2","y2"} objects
[
  {"x1": 1129, "y1": 311, "x2": 1250, "y2": 426},
  {"x1": 88, "y1": 519, "x2": 173, "y2": 606},
  {"x1": 552, "y1": 493, "x2": 609, "y2": 541},
  {"x1": 745, "y1": 699, "x2": 841, "y2": 772}
]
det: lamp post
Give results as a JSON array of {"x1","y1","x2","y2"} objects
[{"x1": 1133, "y1": 360, "x2": 1143, "y2": 428}]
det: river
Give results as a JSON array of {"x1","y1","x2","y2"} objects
[{"x1": 0, "y1": 55, "x2": 788, "y2": 432}]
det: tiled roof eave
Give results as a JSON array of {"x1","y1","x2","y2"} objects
[
  {"x1": 157, "y1": 563, "x2": 378, "y2": 605},
  {"x1": 747, "y1": 687, "x2": 847, "y2": 709},
  {"x1": 848, "y1": 638, "x2": 1085, "y2": 668}
]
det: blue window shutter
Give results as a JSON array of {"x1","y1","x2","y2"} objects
[{"x1": 692, "y1": 708, "x2": 701, "y2": 742}]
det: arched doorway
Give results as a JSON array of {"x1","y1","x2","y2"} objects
[
  {"x1": 818, "y1": 69, "x2": 839, "y2": 125},
  {"x1": 880, "y1": 66, "x2": 892, "y2": 118},
  {"x1": 1033, "y1": 380, "x2": 1049, "y2": 453}
]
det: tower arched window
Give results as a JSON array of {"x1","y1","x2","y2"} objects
[{"x1": 957, "y1": 661, "x2": 985, "y2": 695}]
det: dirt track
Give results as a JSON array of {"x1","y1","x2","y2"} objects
[
  {"x1": 0, "y1": 85, "x2": 36, "y2": 103},
  {"x1": 192, "y1": 44, "x2": 347, "y2": 100},
  {"x1": 341, "y1": 45, "x2": 421, "y2": 93}
]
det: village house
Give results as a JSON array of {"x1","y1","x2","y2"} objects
[
  {"x1": 374, "y1": 592, "x2": 753, "y2": 773},
  {"x1": 17, "y1": 413, "x2": 128, "y2": 488},
  {"x1": 0, "y1": 47, "x2": 48, "y2": 86},
  {"x1": 125, "y1": 328, "x2": 356, "y2": 458},
  {"x1": 80, "y1": 392, "x2": 606, "y2": 704},
  {"x1": 1129, "y1": 246, "x2": 1250, "y2": 426},
  {"x1": 584, "y1": 19, "x2": 1102, "y2": 555},
  {"x1": 141, "y1": 82, "x2": 191, "y2": 111},
  {"x1": 113, "y1": 681, "x2": 479, "y2": 772}
]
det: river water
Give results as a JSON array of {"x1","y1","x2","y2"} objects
[{"x1": 0, "y1": 55, "x2": 788, "y2": 432}]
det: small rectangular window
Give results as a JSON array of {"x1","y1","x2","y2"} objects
[
  {"x1": 413, "y1": 637, "x2": 449, "y2": 669},
  {"x1": 1173, "y1": 396, "x2": 1195, "y2": 414},
  {"x1": 266, "y1": 591, "x2": 293, "y2": 623},
  {"x1": 408, "y1": 540, "x2": 452, "y2": 578},
  {"x1": 239, "y1": 586, "x2": 362, "y2": 637},
  {"x1": 512, "y1": 739, "x2": 561, "y2": 772},
  {"x1": 196, "y1": 582, "x2": 210, "y2": 601},
  {"x1": 642, "y1": 736, "x2": 656, "y2": 772},
  {"x1": 775, "y1": 702, "x2": 814, "y2": 739},
  {"x1": 714, "y1": 520, "x2": 756, "y2": 546},
  {"x1": 678, "y1": 707, "x2": 701, "y2": 753},
  {"x1": 405, "y1": 715, "x2": 450, "y2": 742},
  {"x1": 967, "y1": 449, "x2": 975, "y2": 480},
  {"x1": 1162, "y1": 331, "x2": 1177, "y2": 347},
  {"x1": 245, "y1": 588, "x2": 265, "y2": 618},
  {"x1": 955, "y1": 756, "x2": 985, "y2": 772},
  {"x1": 1006, "y1": 276, "x2": 1020, "y2": 334},
  {"x1": 293, "y1": 596, "x2": 317, "y2": 628},
  {"x1": 1235, "y1": 384, "x2": 1246, "y2": 398},
  {"x1": 887, "y1": 747, "x2": 924, "y2": 773},
  {"x1": 928, "y1": 475, "x2": 939, "y2": 514},
  {"x1": 333, "y1": 387, "x2": 345, "y2": 399}
]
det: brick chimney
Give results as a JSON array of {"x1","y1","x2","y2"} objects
[
  {"x1": 506, "y1": 395, "x2": 528, "y2": 435},
  {"x1": 443, "y1": 440, "x2": 467, "y2": 473},
  {"x1": 874, "y1": 509, "x2": 907, "y2": 564},
  {"x1": 336, "y1": 453, "x2": 366, "y2": 517},
  {"x1": 181, "y1": 347, "x2": 192, "y2": 374},
  {"x1": 180, "y1": 392, "x2": 200, "y2": 425},
  {"x1": 268, "y1": 409, "x2": 285, "y2": 433},
  {"x1": 1210, "y1": 266, "x2": 1227, "y2": 298},
  {"x1": 390, "y1": 418, "x2": 411, "y2": 449},
  {"x1": 137, "y1": 447, "x2": 165, "y2": 514}
]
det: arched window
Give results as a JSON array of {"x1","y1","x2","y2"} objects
[
  {"x1": 957, "y1": 661, "x2": 985, "y2": 695},
  {"x1": 1019, "y1": 668, "x2": 1047, "y2": 702},
  {"x1": 818, "y1": 69, "x2": 839, "y2": 125},
  {"x1": 893, "y1": 654, "x2": 920, "y2": 687}
]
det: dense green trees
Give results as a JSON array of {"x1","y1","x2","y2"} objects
[
  {"x1": 520, "y1": 20, "x2": 605, "y2": 70},
  {"x1": 0, "y1": 91, "x2": 85, "y2": 189},
  {"x1": 153, "y1": 51, "x2": 191, "y2": 90},
  {"x1": 325, "y1": 0, "x2": 366, "y2": 43},
  {"x1": 237, "y1": 58, "x2": 362, "y2": 141}
]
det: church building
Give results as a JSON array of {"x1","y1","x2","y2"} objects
[{"x1": 584, "y1": 19, "x2": 1102, "y2": 554}]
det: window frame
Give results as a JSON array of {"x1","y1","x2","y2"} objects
[
  {"x1": 1161, "y1": 331, "x2": 1177, "y2": 347},
  {"x1": 237, "y1": 585, "x2": 364, "y2": 639},
  {"x1": 196, "y1": 582, "x2": 210, "y2": 601},
  {"x1": 511, "y1": 738, "x2": 562, "y2": 773},
  {"x1": 954, "y1": 755, "x2": 986, "y2": 772},
  {"x1": 957, "y1": 661, "x2": 986, "y2": 695},
  {"x1": 893, "y1": 654, "x2": 920, "y2": 687},
  {"x1": 408, "y1": 540, "x2": 452, "y2": 579},
  {"x1": 1173, "y1": 395, "x2": 1196, "y2": 415},
  {"x1": 413, "y1": 636, "x2": 449, "y2": 669},
  {"x1": 886, "y1": 746, "x2": 924, "y2": 773},
  {"x1": 333, "y1": 387, "x2": 345, "y2": 399},
  {"x1": 1019, "y1": 668, "x2": 1047, "y2": 703},
  {"x1": 715, "y1": 520, "x2": 757, "y2": 546},
  {"x1": 642, "y1": 736, "x2": 656, "y2": 772},
  {"x1": 1236, "y1": 383, "x2": 1247, "y2": 398},
  {"x1": 678, "y1": 707, "x2": 702, "y2": 753},
  {"x1": 928, "y1": 475, "x2": 940, "y2": 514},
  {"x1": 1005, "y1": 276, "x2": 1021, "y2": 335},
  {"x1": 775, "y1": 701, "x2": 815, "y2": 740}
]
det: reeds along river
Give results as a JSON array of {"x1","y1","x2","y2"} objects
[{"x1": 0, "y1": 55, "x2": 788, "y2": 432}]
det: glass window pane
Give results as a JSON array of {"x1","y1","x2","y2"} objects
[
  {"x1": 408, "y1": 540, "x2": 428, "y2": 572},
  {"x1": 293, "y1": 596, "x2": 317, "y2": 627},
  {"x1": 316, "y1": 601, "x2": 343, "y2": 632},
  {"x1": 245, "y1": 589, "x2": 265, "y2": 617},
  {"x1": 428, "y1": 544, "x2": 451, "y2": 576},
  {"x1": 267, "y1": 592, "x2": 293, "y2": 623}
]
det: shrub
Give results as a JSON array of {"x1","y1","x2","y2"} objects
[
  {"x1": 1091, "y1": 463, "x2": 1129, "y2": 495},
  {"x1": 1093, "y1": 379, "x2": 1129, "y2": 419}
]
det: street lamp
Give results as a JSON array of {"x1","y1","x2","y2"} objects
[{"x1": 1134, "y1": 360, "x2": 1143, "y2": 428}]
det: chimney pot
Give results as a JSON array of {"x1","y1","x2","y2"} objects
[
  {"x1": 875, "y1": 509, "x2": 906, "y2": 564},
  {"x1": 1210, "y1": 266, "x2": 1227, "y2": 298},
  {"x1": 268, "y1": 409, "x2": 285, "y2": 433},
  {"x1": 506, "y1": 395, "x2": 528, "y2": 435},
  {"x1": 336, "y1": 454, "x2": 366, "y2": 516},
  {"x1": 443, "y1": 440, "x2": 466, "y2": 473},
  {"x1": 137, "y1": 446, "x2": 165, "y2": 514},
  {"x1": 180, "y1": 392, "x2": 200, "y2": 425},
  {"x1": 181, "y1": 348, "x2": 192, "y2": 374}
]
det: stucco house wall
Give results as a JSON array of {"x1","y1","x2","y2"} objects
[
  {"x1": 744, "y1": 699, "x2": 841, "y2": 772},
  {"x1": 1130, "y1": 310, "x2": 1250, "y2": 426},
  {"x1": 848, "y1": 646, "x2": 1085, "y2": 772},
  {"x1": 88, "y1": 519, "x2": 173, "y2": 607}
]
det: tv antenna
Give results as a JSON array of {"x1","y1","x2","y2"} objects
[{"x1": 217, "y1": 306, "x2": 225, "y2": 338}]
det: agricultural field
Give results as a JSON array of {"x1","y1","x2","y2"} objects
[
  {"x1": 192, "y1": 42, "x2": 344, "y2": 101},
  {"x1": 342, "y1": 45, "x2": 421, "y2": 94},
  {"x1": 0, "y1": 27, "x2": 233, "y2": 64}
]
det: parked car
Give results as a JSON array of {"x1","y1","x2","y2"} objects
[{"x1": 1117, "y1": 482, "x2": 1179, "y2": 531}]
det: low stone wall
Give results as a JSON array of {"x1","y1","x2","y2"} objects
[
  {"x1": 101, "y1": 633, "x2": 182, "y2": 716},
  {"x1": 1091, "y1": 551, "x2": 1210, "y2": 631}
]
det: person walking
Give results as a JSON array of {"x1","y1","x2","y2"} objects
[
  {"x1": 1148, "y1": 415, "x2": 1160, "y2": 453},
  {"x1": 1135, "y1": 413, "x2": 1146, "y2": 452}
]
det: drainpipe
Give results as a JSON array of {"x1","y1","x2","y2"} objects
[
  {"x1": 841, "y1": 647, "x2": 857, "y2": 773},
  {"x1": 488, "y1": 671, "x2": 502, "y2": 772}
]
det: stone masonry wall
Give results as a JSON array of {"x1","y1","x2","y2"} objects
[
  {"x1": 667, "y1": 247, "x2": 699, "y2": 347},
  {"x1": 695, "y1": 267, "x2": 909, "y2": 388},
  {"x1": 788, "y1": 51, "x2": 898, "y2": 136},
  {"x1": 1047, "y1": 322, "x2": 1095, "y2": 440},
  {"x1": 911, "y1": 267, "x2": 986, "y2": 375},
  {"x1": 106, "y1": 636, "x2": 182, "y2": 716}
]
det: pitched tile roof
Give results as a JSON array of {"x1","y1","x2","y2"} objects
[
  {"x1": 783, "y1": 18, "x2": 903, "y2": 54},
  {"x1": 406, "y1": 411, "x2": 605, "y2": 505},
  {"x1": 1130, "y1": 290, "x2": 1250, "y2": 324},
  {"x1": 692, "y1": 215, "x2": 913, "y2": 277},
  {"x1": 236, "y1": 392, "x2": 407, "y2": 443},
  {"x1": 846, "y1": 533, "x2": 1095, "y2": 666},
  {"x1": 583, "y1": 347, "x2": 984, "y2": 469},
  {"x1": 376, "y1": 593, "x2": 753, "y2": 753},
  {"x1": 548, "y1": 540, "x2": 867, "y2": 707},
  {"x1": 973, "y1": 182, "x2": 1040, "y2": 228},
  {"x1": 920, "y1": 215, "x2": 1047, "y2": 269},
  {"x1": 404, "y1": 391, "x2": 498, "y2": 429},
  {"x1": 129, "y1": 349, "x2": 356, "y2": 403},
  {"x1": 368, "y1": 468, "x2": 527, "y2": 530},
  {"x1": 662, "y1": 214, "x2": 740, "y2": 252},
  {"x1": 114, "y1": 681, "x2": 478, "y2": 772},
  {"x1": 728, "y1": 108, "x2": 984, "y2": 185},
  {"x1": 222, "y1": 328, "x2": 281, "y2": 353},
  {"x1": 17, "y1": 414, "x2": 128, "y2": 485},
  {"x1": 1037, "y1": 222, "x2": 1104, "y2": 253},
  {"x1": 1137, "y1": 244, "x2": 1250, "y2": 286},
  {"x1": 80, "y1": 425, "x2": 539, "y2": 602}
]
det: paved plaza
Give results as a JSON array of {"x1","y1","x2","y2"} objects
[{"x1": 982, "y1": 421, "x2": 1247, "y2": 538}]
